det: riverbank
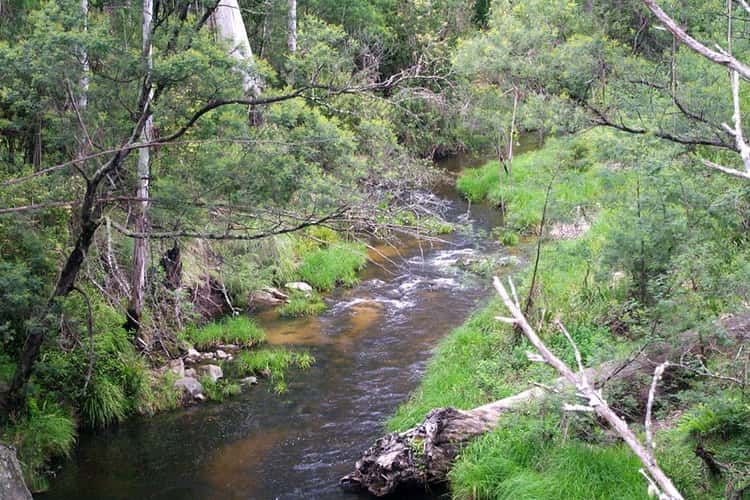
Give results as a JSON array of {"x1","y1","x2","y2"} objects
[
  {"x1": 38, "y1": 160, "x2": 510, "y2": 498},
  {"x1": 388, "y1": 131, "x2": 750, "y2": 499},
  {"x1": 0, "y1": 233, "x2": 368, "y2": 491}
]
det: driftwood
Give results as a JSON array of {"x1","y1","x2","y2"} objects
[{"x1": 341, "y1": 305, "x2": 750, "y2": 497}]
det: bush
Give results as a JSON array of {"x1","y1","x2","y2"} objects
[
  {"x1": 297, "y1": 242, "x2": 367, "y2": 291},
  {"x1": 185, "y1": 316, "x2": 266, "y2": 350}
]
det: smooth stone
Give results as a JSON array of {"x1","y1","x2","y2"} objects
[
  {"x1": 199, "y1": 364, "x2": 223, "y2": 382},
  {"x1": 249, "y1": 290, "x2": 287, "y2": 309},
  {"x1": 174, "y1": 377, "x2": 204, "y2": 400},
  {"x1": 240, "y1": 376, "x2": 258, "y2": 386},
  {"x1": 216, "y1": 349, "x2": 228, "y2": 360},
  {"x1": 184, "y1": 368, "x2": 197, "y2": 377},
  {"x1": 285, "y1": 281, "x2": 313, "y2": 294}
]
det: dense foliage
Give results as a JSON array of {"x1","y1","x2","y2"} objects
[{"x1": 3, "y1": 0, "x2": 750, "y2": 497}]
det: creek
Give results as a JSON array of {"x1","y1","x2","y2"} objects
[{"x1": 42, "y1": 148, "x2": 535, "y2": 500}]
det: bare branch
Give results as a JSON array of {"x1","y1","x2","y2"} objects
[
  {"x1": 494, "y1": 276, "x2": 684, "y2": 500},
  {"x1": 642, "y1": 0, "x2": 750, "y2": 81},
  {"x1": 645, "y1": 361, "x2": 669, "y2": 453}
]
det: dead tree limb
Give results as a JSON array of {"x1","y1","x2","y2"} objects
[{"x1": 494, "y1": 277, "x2": 683, "y2": 500}]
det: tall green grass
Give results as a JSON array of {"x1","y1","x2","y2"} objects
[
  {"x1": 278, "y1": 292, "x2": 327, "y2": 317},
  {"x1": 297, "y1": 242, "x2": 367, "y2": 291},
  {"x1": 3, "y1": 400, "x2": 76, "y2": 492},
  {"x1": 185, "y1": 316, "x2": 266, "y2": 350},
  {"x1": 450, "y1": 414, "x2": 648, "y2": 499},
  {"x1": 456, "y1": 133, "x2": 624, "y2": 234}
]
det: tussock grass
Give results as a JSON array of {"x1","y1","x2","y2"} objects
[
  {"x1": 3, "y1": 401, "x2": 76, "y2": 492},
  {"x1": 450, "y1": 415, "x2": 647, "y2": 499},
  {"x1": 186, "y1": 316, "x2": 266, "y2": 350},
  {"x1": 278, "y1": 292, "x2": 327, "y2": 317},
  {"x1": 232, "y1": 349, "x2": 314, "y2": 377},
  {"x1": 297, "y1": 242, "x2": 367, "y2": 291}
]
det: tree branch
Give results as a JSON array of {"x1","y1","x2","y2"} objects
[{"x1": 493, "y1": 276, "x2": 684, "y2": 500}]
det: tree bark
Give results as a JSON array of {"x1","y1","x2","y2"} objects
[
  {"x1": 287, "y1": 0, "x2": 297, "y2": 53},
  {"x1": 126, "y1": 0, "x2": 154, "y2": 346},
  {"x1": 211, "y1": 0, "x2": 261, "y2": 96}
]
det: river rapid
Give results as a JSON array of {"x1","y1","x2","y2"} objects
[{"x1": 42, "y1": 152, "x2": 530, "y2": 500}]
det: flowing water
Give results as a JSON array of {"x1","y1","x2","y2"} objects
[{"x1": 42, "y1": 149, "x2": 535, "y2": 500}]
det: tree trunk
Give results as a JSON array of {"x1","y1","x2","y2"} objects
[
  {"x1": 211, "y1": 0, "x2": 261, "y2": 96},
  {"x1": 126, "y1": 0, "x2": 154, "y2": 345},
  {"x1": 287, "y1": 0, "x2": 297, "y2": 53},
  {"x1": 341, "y1": 313, "x2": 750, "y2": 496}
]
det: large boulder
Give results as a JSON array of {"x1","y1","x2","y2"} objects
[
  {"x1": 198, "y1": 364, "x2": 223, "y2": 382},
  {"x1": 174, "y1": 377, "x2": 205, "y2": 401},
  {"x1": 0, "y1": 444, "x2": 32, "y2": 500}
]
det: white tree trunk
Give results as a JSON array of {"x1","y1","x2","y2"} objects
[
  {"x1": 211, "y1": 0, "x2": 261, "y2": 95},
  {"x1": 128, "y1": 0, "x2": 154, "y2": 343},
  {"x1": 78, "y1": 0, "x2": 89, "y2": 112},
  {"x1": 287, "y1": 0, "x2": 297, "y2": 53}
]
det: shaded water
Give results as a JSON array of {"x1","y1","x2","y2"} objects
[{"x1": 42, "y1": 150, "x2": 534, "y2": 500}]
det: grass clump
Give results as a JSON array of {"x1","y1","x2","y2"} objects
[
  {"x1": 232, "y1": 348, "x2": 315, "y2": 377},
  {"x1": 278, "y1": 292, "x2": 327, "y2": 317},
  {"x1": 450, "y1": 414, "x2": 647, "y2": 500},
  {"x1": 2, "y1": 399, "x2": 76, "y2": 492},
  {"x1": 297, "y1": 242, "x2": 367, "y2": 291},
  {"x1": 230, "y1": 348, "x2": 315, "y2": 394},
  {"x1": 200, "y1": 376, "x2": 242, "y2": 402},
  {"x1": 185, "y1": 316, "x2": 266, "y2": 350}
]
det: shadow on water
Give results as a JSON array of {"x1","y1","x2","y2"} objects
[{"x1": 41, "y1": 148, "x2": 536, "y2": 500}]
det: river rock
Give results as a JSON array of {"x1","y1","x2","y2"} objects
[
  {"x1": 285, "y1": 281, "x2": 313, "y2": 295},
  {"x1": 174, "y1": 377, "x2": 204, "y2": 401},
  {"x1": 216, "y1": 349, "x2": 228, "y2": 360},
  {"x1": 0, "y1": 444, "x2": 32, "y2": 500},
  {"x1": 240, "y1": 376, "x2": 258, "y2": 386},
  {"x1": 249, "y1": 288, "x2": 288, "y2": 309},
  {"x1": 199, "y1": 364, "x2": 223, "y2": 382},
  {"x1": 184, "y1": 348, "x2": 201, "y2": 364},
  {"x1": 185, "y1": 368, "x2": 197, "y2": 377},
  {"x1": 167, "y1": 358, "x2": 185, "y2": 377}
]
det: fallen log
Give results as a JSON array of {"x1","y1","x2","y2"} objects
[{"x1": 340, "y1": 313, "x2": 750, "y2": 497}]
